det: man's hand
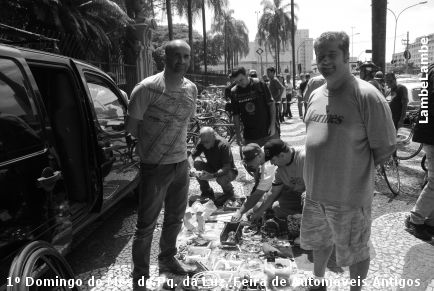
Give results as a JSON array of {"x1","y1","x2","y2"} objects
[
  {"x1": 189, "y1": 169, "x2": 199, "y2": 177},
  {"x1": 197, "y1": 171, "x2": 214, "y2": 180},
  {"x1": 236, "y1": 135, "x2": 244, "y2": 146},
  {"x1": 250, "y1": 211, "x2": 263, "y2": 224},
  {"x1": 231, "y1": 211, "x2": 242, "y2": 222},
  {"x1": 397, "y1": 119, "x2": 404, "y2": 129},
  {"x1": 268, "y1": 125, "x2": 276, "y2": 136}
]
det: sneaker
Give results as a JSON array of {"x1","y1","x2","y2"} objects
[
  {"x1": 214, "y1": 192, "x2": 234, "y2": 207},
  {"x1": 159, "y1": 257, "x2": 196, "y2": 276},
  {"x1": 304, "y1": 277, "x2": 327, "y2": 291},
  {"x1": 132, "y1": 277, "x2": 150, "y2": 291},
  {"x1": 200, "y1": 189, "x2": 215, "y2": 200},
  {"x1": 405, "y1": 216, "x2": 432, "y2": 241}
]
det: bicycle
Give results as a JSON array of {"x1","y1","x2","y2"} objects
[
  {"x1": 396, "y1": 111, "x2": 423, "y2": 160},
  {"x1": 421, "y1": 153, "x2": 428, "y2": 189},
  {"x1": 375, "y1": 155, "x2": 401, "y2": 196},
  {"x1": 188, "y1": 115, "x2": 236, "y2": 144}
]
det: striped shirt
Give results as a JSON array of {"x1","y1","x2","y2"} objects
[{"x1": 128, "y1": 71, "x2": 197, "y2": 164}]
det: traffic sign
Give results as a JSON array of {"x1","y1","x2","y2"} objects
[
  {"x1": 256, "y1": 48, "x2": 264, "y2": 55},
  {"x1": 404, "y1": 50, "x2": 411, "y2": 60}
]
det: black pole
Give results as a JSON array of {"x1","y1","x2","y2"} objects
[
  {"x1": 291, "y1": 0, "x2": 296, "y2": 88},
  {"x1": 166, "y1": 0, "x2": 173, "y2": 40},
  {"x1": 202, "y1": 0, "x2": 207, "y2": 76},
  {"x1": 372, "y1": 0, "x2": 387, "y2": 73}
]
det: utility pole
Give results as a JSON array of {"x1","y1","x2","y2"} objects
[
  {"x1": 403, "y1": 31, "x2": 410, "y2": 73},
  {"x1": 291, "y1": 0, "x2": 296, "y2": 89},
  {"x1": 371, "y1": 0, "x2": 387, "y2": 73}
]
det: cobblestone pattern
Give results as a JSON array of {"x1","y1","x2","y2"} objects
[
  {"x1": 71, "y1": 108, "x2": 433, "y2": 290},
  {"x1": 74, "y1": 211, "x2": 434, "y2": 291}
]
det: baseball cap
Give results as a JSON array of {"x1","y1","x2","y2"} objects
[
  {"x1": 374, "y1": 71, "x2": 384, "y2": 80},
  {"x1": 264, "y1": 139, "x2": 288, "y2": 161},
  {"x1": 242, "y1": 143, "x2": 262, "y2": 162}
]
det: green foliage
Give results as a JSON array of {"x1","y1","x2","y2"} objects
[
  {"x1": 257, "y1": 0, "x2": 297, "y2": 71},
  {"x1": 1, "y1": 0, "x2": 132, "y2": 60},
  {"x1": 211, "y1": 9, "x2": 249, "y2": 71},
  {"x1": 152, "y1": 24, "x2": 224, "y2": 72}
]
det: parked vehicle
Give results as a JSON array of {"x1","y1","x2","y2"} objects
[
  {"x1": 0, "y1": 44, "x2": 139, "y2": 289},
  {"x1": 385, "y1": 81, "x2": 423, "y2": 123}
]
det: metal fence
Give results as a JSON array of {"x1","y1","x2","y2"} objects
[
  {"x1": 87, "y1": 61, "x2": 138, "y2": 96},
  {"x1": 186, "y1": 73, "x2": 228, "y2": 90}
]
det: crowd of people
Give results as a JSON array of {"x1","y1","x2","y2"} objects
[{"x1": 124, "y1": 30, "x2": 433, "y2": 290}]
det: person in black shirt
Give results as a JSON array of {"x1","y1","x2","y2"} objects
[
  {"x1": 298, "y1": 73, "x2": 310, "y2": 117},
  {"x1": 385, "y1": 72, "x2": 408, "y2": 130},
  {"x1": 230, "y1": 67, "x2": 278, "y2": 147},
  {"x1": 189, "y1": 127, "x2": 238, "y2": 206}
]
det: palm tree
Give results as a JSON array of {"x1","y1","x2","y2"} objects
[
  {"x1": 166, "y1": 0, "x2": 174, "y2": 40},
  {"x1": 2, "y1": 0, "x2": 132, "y2": 59},
  {"x1": 231, "y1": 20, "x2": 250, "y2": 67},
  {"x1": 257, "y1": 0, "x2": 296, "y2": 73},
  {"x1": 211, "y1": 9, "x2": 235, "y2": 73},
  {"x1": 171, "y1": 0, "x2": 227, "y2": 73},
  {"x1": 200, "y1": 0, "x2": 227, "y2": 74}
]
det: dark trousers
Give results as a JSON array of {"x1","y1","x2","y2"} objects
[
  {"x1": 132, "y1": 160, "x2": 189, "y2": 279},
  {"x1": 245, "y1": 132, "x2": 280, "y2": 147},
  {"x1": 194, "y1": 160, "x2": 237, "y2": 195}
]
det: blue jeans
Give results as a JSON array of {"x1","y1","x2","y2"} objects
[
  {"x1": 131, "y1": 160, "x2": 189, "y2": 279},
  {"x1": 410, "y1": 144, "x2": 434, "y2": 226},
  {"x1": 193, "y1": 160, "x2": 237, "y2": 195}
]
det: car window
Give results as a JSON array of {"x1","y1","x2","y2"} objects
[
  {"x1": 84, "y1": 73, "x2": 125, "y2": 132},
  {"x1": 409, "y1": 87, "x2": 421, "y2": 102},
  {"x1": 0, "y1": 58, "x2": 43, "y2": 163}
]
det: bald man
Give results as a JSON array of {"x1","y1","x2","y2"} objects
[
  {"x1": 126, "y1": 40, "x2": 197, "y2": 289},
  {"x1": 189, "y1": 127, "x2": 238, "y2": 207}
]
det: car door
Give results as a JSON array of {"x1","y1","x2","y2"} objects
[
  {"x1": 79, "y1": 68, "x2": 139, "y2": 208},
  {"x1": 0, "y1": 54, "x2": 59, "y2": 283}
]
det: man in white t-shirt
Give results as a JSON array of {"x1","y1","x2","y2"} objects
[
  {"x1": 231, "y1": 140, "x2": 304, "y2": 221},
  {"x1": 302, "y1": 31, "x2": 396, "y2": 291},
  {"x1": 250, "y1": 139, "x2": 305, "y2": 221}
]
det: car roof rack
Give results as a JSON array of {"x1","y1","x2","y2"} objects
[{"x1": 0, "y1": 23, "x2": 59, "y2": 49}]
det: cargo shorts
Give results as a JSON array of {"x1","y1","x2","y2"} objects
[{"x1": 300, "y1": 198, "x2": 371, "y2": 267}]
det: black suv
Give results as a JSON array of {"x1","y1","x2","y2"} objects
[{"x1": 0, "y1": 44, "x2": 139, "y2": 289}]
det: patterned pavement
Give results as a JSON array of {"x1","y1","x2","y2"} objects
[{"x1": 68, "y1": 104, "x2": 434, "y2": 290}]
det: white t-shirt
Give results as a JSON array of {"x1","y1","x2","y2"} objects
[
  {"x1": 255, "y1": 162, "x2": 276, "y2": 192},
  {"x1": 304, "y1": 76, "x2": 396, "y2": 207}
]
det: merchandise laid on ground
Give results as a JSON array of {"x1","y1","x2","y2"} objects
[{"x1": 164, "y1": 191, "x2": 305, "y2": 291}]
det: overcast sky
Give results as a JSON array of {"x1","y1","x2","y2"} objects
[{"x1": 157, "y1": 0, "x2": 434, "y2": 62}]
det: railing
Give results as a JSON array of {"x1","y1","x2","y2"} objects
[
  {"x1": 88, "y1": 61, "x2": 137, "y2": 96},
  {"x1": 186, "y1": 73, "x2": 228, "y2": 90}
]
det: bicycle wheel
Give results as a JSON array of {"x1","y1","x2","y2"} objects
[
  {"x1": 421, "y1": 154, "x2": 427, "y2": 172},
  {"x1": 213, "y1": 119, "x2": 235, "y2": 143},
  {"x1": 396, "y1": 128, "x2": 423, "y2": 160},
  {"x1": 381, "y1": 157, "x2": 401, "y2": 196},
  {"x1": 187, "y1": 132, "x2": 199, "y2": 152}
]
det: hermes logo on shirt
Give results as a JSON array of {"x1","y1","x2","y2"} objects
[{"x1": 308, "y1": 108, "x2": 344, "y2": 125}]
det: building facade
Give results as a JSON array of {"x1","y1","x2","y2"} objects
[
  {"x1": 237, "y1": 29, "x2": 314, "y2": 77},
  {"x1": 391, "y1": 33, "x2": 434, "y2": 70}
]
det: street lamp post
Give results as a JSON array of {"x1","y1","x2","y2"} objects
[
  {"x1": 387, "y1": 1, "x2": 427, "y2": 61},
  {"x1": 255, "y1": 10, "x2": 261, "y2": 73},
  {"x1": 351, "y1": 26, "x2": 360, "y2": 59}
]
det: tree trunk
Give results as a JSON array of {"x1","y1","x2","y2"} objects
[
  {"x1": 224, "y1": 23, "x2": 227, "y2": 74},
  {"x1": 187, "y1": 0, "x2": 194, "y2": 72},
  {"x1": 372, "y1": 0, "x2": 387, "y2": 72},
  {"x1": 166, "y1": 0, "x2": 173, "y2": 40},
  {"x1": 202, "y1": 0, "x2": 207, "y2": 75},
  {"x1": 291, "y1": 0, "x2": 296, "y2": 85}
]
